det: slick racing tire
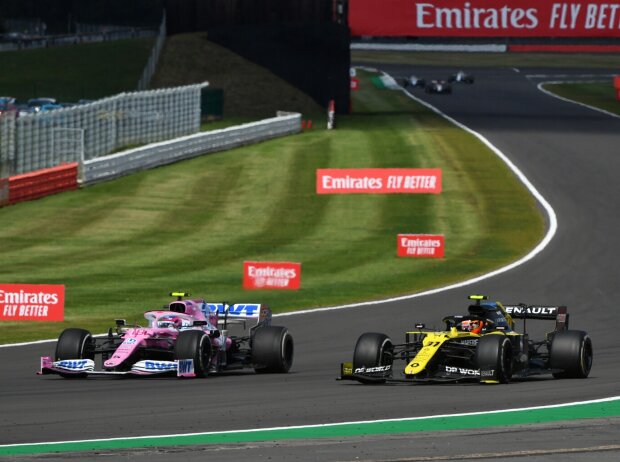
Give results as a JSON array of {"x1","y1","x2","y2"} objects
[
  {"x1": 252, "y1": 326, "x2": 294, "y2": 374},
  {"x1": 174, "y1": 330, "x2": 212, "y2": 378},
  {"x1": 475, "y1": 334, "x2": 513, "y2": 383},
  {"x1": 55, "y1": 328, "x2": 95, "y2": 361},
  {"x1": 550, "y1": 330, "x2": 593, "y2": 379},
  {"x1": 353, "y1": 332, "x2": 393, "y2": 376}
]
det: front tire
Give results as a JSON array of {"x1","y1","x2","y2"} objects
[
  {"x1": 174, "y1": 330, "x2": 212, "y2": 378},
  {"x1": 550, "y1": 330, "x2": 593, "y2": 379},
  {"x1": 55, "y1": 328, "x2": 94, "y2": 361},
  {"x1": 252, "y1": 326, "x2": 294, "y2": 373},
  {"x1": 352, "y1": 332, "x2": 393, "y2": 375},
  {"x1": 475, "y1": 334, "x2": 513, "y2": 383}
]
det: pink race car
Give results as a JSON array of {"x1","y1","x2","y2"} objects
[{"x1": 38, "y1": 292, "x2": 294, "y2": 378}]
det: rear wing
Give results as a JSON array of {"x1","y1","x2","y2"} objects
[
  {"x1": 203, "y1": 303, "x2": 272, "y2": 327},
  {"x1": 504, "y1": 304, "x2": 569, "y2": 330}
]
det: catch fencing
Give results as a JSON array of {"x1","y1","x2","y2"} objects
[{"x1": 0, "y1": 83, "x2": 207, "y2": 176}]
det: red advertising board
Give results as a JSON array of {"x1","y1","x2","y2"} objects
[
  {"x1": 317, "y1": 168, "x2": 441, "y2": 194},
  {"x1": 243, "y1": 262, "x2": 301, "y2": 290},
  {"x1": 350, "y1": 0, "x2": 620, "y2": 37},
  {"x1": 351, "y1": 77, "x2": 360, "y2": 91},
  {"x1": 0, "y1": 284, "x2": 65, "y2": 321},
  {"x1": 397, "y1": 234, "x2": 445, "y2": 258}
]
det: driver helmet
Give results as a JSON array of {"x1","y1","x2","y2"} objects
[
  {"x1": 157, "y1": 314, "x2": 182, "y2": 329},
  {"x1": 459, "y1": 319, "x2": 485, "y2": 334}
]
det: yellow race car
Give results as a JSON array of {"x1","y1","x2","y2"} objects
[{"x1": 339, "y1": 295, "x2": 593, "y2": 384}]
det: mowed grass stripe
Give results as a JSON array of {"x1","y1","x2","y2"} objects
[{"x1": 0, "y1": 70, "x2": 544, "y2": 342}]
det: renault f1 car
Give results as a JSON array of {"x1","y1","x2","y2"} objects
[
  {"x1": 38, "y1": 292, "x2": 294, "y2": 378},
  {"x1": 425, "y1": 80, "x2": 452, "y2": 94},
  {"x1": 339, "y1": 295, "x2": 593, "y2": 384}
]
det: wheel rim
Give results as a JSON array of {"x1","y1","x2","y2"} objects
[{"x1": 581, "y1": 337, "x2": 593, "y2": 376}]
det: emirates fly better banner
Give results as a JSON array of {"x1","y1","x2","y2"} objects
[
  {"x1": 398, "y1": 234, "x2": 445, "y2": 258},
  {"x1": 243, "y1": 262, "x2": 301, "y2": 290},
  {"x1": 350, "y1": 0, "x2": 620, "y2": 37},
  {"x1": 0, "y1": 284, "x2": 65, "y2": 321},
  {"x1": 317, "y1": 168, "x2": 442, "y2": 194}
]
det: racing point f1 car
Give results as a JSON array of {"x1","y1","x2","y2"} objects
[
  {"x1": 339, "y1": 295, "x2": 593, "y2": 384},
  {"x1": 38, "y1": 292, "x2": 294, "y2": 378}
]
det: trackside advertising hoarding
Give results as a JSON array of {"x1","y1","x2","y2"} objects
[
  {"x1": 317, "y1": 168, "x2": 442, "y2": 194},
  {"x1": 0, "y1": 284, "x2": 65, "y2": 321},
  {"x1": 350, "y1": 0, "x2": 620, "y2": 37},
  {"x1": 243, "y1": 262, "x2": 301, "y2": 290},
  {"x1": 397, "y1": 234, "x2": 445, "y2": 258}
]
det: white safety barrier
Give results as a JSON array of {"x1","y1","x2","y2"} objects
[{"x1": 82, "y1": 113, "x2": 302, "y2": 185}]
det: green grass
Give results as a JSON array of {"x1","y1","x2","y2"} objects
[
  {"x1": 0, "y1": 38, "x2": 154, "y2": 102},
  {"x1": 0, "y1": 70, "x2": 544, "y2": 344},
  {"x1": 543, "y1": 82, "x2": 620, "y2": 116}
]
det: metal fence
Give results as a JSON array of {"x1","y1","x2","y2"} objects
[
  {"x1": 0, "y1": 29, "x2": 158, "y2": 53},
  {"x1": 137, "y1": 12, "x2": 167, "y2": 90},
  {"x1": 0, "y1": 83, "x2": 208, "y2": 175}
]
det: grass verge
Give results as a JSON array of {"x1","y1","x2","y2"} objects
[
  {"x1": 542, "y1": 82, "x2": 620, "y2": 116},
  {"x1": 0, "y1": 69, "x2": 544, "y2": 344}
]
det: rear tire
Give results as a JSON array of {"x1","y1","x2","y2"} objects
[
  {"x1": 174, "y1": 330, "x2": 212, "y2": 378},
  {"x1": 55, "y1": 328, "x2": 94, "y2": 361},
  {"x1": 352, "y1": 332, "x2": 393, "y2": 375},
  {"x1": 252, "y1": 326, "x2": 294, "y2": 373},
  {"x1": 550, "y1": 330, "x2": 593, "y2": 378},
  {"x1": 475, "y1": 335, "x2": 513, "y2": 383}
]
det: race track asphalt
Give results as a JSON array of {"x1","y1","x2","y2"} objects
[{"x1": 1, "y1": 65, "x2": 619, "y2": 461}]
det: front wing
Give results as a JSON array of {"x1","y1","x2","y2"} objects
[
  {"x1": 338, "y1": 362, "x2": 499, "y2": 384},
  {"x1": 37, "y1": 356, "x2": 197, "y2": 378}
]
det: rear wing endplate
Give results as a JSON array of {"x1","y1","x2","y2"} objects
[{"x1": 504, "y1": 304, "x2": 569, "y2": 330}]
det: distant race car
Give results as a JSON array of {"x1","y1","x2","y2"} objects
[
  {"x1": 425, "y1": 80, "x2": 452, "y2": 94},
  {"x1": 339, "y1": 295, "x2": 593, "y2": 384},
  {"x1": 39, "y1": 292, "x2": 294, "y2": 378},
  {"x1": 402, "y1": 75, "x2": 426, "y2": 88},
  {"x1": 449, "y1": 70, "x2": 475, "y2": 84}
]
